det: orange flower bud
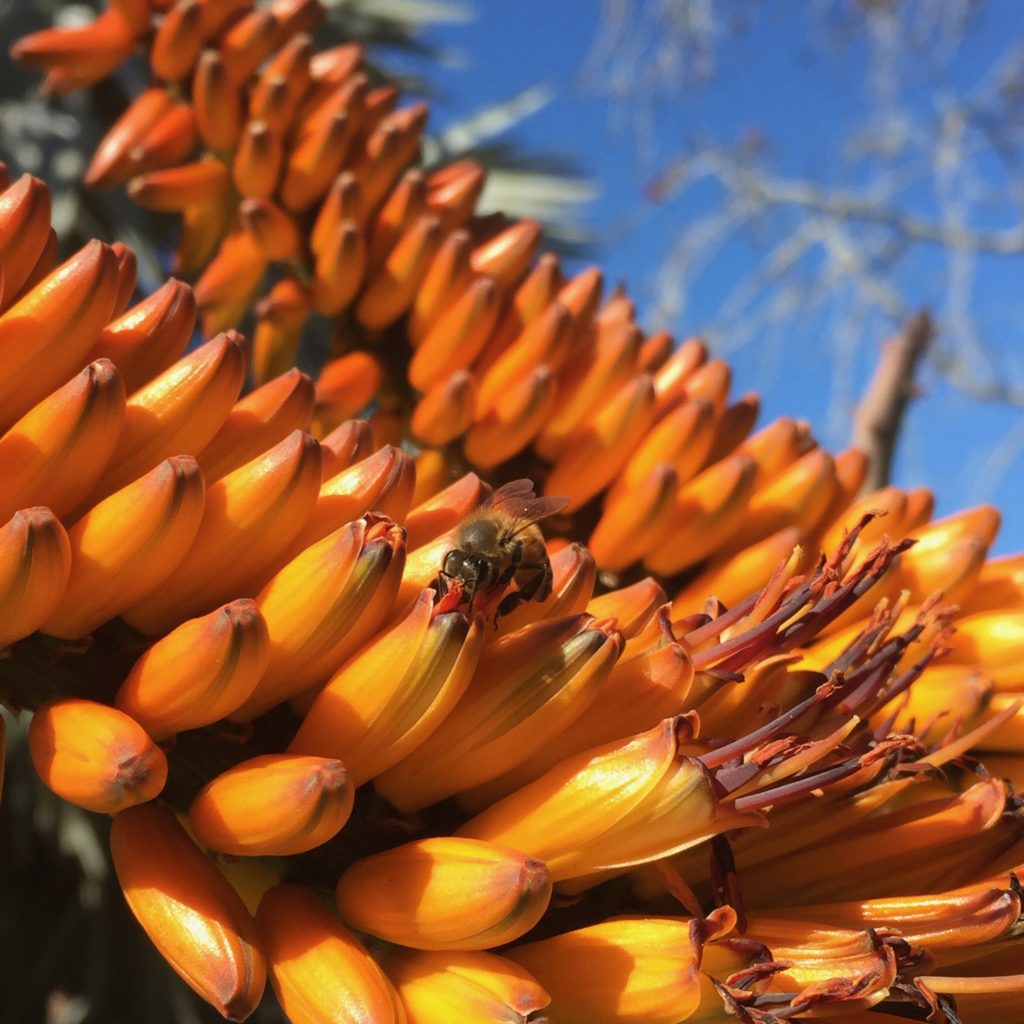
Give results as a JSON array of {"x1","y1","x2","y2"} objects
[
  {"x1": 385, "y1": 949, "x2": 549, "y2": 1024},
  {"x1": 545, "y1": 374, "x2": 658, "y2": 512},
  {"x1": 319, "y1": 418, "x2": 375, "y2": 479},
  {"x1": 464, "y1": 365, "x2": 557, "y2": 469},
  {"x1": 295, "y1": 444, "x2": 415, "y2": 552},
  {"x1": 111, "y1": 803, "x2": 266, "y2": 1022},
  {"x1": 705, "y1": 390, "x2": 760, "y2": 463},
  {"x1": 587, "y1": 578, "x2": 667, "y2": 638},
  {"x1": 108, "y1": 242, "x2": 137, "y2": 311},
  {"x1": 0, "y1": 174, "x2": 54, "y2": 301},
  {"x1": 233, "y1": 121, "x2": 283, "y2": 200},
  {"x1": 177, "y1": 196, "x2": 235, "y2": 277},
  {"x1": 314, "y1": 351, "x2": 383, "y2": 434},
  {"x1": 234, "y1": 516, "x2": 406, "y2": 719},
  {"x1": 42, "y1": 456, "x2": 205, "y2": 639},
  {"x1": 192, "y1": 51, "x2": 244, "y2": 154},
  {"x1": 195, "y1": 233, "x2": 269, "y2": 334},
  {"x1": 942, "y1": 608, "x2": 1024, "y2": 689},
  {"x1": 644, "y1": 453, "x2": 757, "y2": 576},
  {"x1": 239, "y1": 198, "x2": 302, "y2": 261},
  {"x1": 336, "y1": 837, "x2": 551, "y2": 950},
  {"x1": 28, "y1": 698, "x2": 166, "y2": 814},
  {"x1": 367, "y1": 170, "x2": 427, "y2": 274},
  {"x1": 470, "y1": 219, "x2": 541, "y2": 288},
  {"x1": 189, "y1": 754, "x2": 353, "y2": 856},
  {"x1": 356, "y1": 103, "x2": 429, "y2": 213},
  {"x1": 251, "y1": 277, "x2": 312, "y2": 385},
  {"x1": 425, "y1": 159, "x2": 487, "y2": 230},
  {"x1": 649, "y1": 336, "x2": 706, "y2": 413},
  {"x1": 376, "y1": 615, "x2": 621, "y2": 811},
  {"x1": 248, "y1": 33, "x2": 313, "y2": 135},
  {"x1": 85, "y1": 88, "x2": 177, "y2": 188},
  {"x1": 257, "y1": 883, "x2": 402, "y2": 1024},
  {"x1": 127, "y1": 102, "x2": 197, "y2": 178},
  {"x1": 356, "y1": 213, "x2": 442, "y2": 330},
  {"x1": 0, "y1": 240, "x2": 120, "y2": 431},
  {"x1": 459, "y1": 718, "x2": 762, "y2": 882},
  {"x1": 411, "y1": 369, "x2": 477, "y2": 448},
  {"x1": 311, "y1": 219, "x2": 366, "y2": 315},
  {"x1": 0, "y1": 359, "x2": 125, "y2": 522},
  {"x1": 410, "y1": 278, "x2": 500, "y2": 392},
  {"x1": 281, "y1": 108, "x2": 355, "y2": 212},
  {"x1": 289, "y1": 588, "x2": 484, "y2": 784},
  {"x1": 0, "y1": 508, "x2": 71, "y2": 648},
  {"x1": 198, "y1": 369, "x2": 316, "y2": 483},
  {"x1": 311, "y1": 172, "x2": 363, "y2": 254},
  {"x1": 408, "y1": 229, "x2": 473, "y2": 344},
  {"x1": 219, "y1": 9, "x2": 279, "y2": 84},
  {"x1": 737, "y1": 417, "x2": 814, "y2": 489},
  {"x1": 116, "y1": 599, "x2": 270, "y2": 740},
  {"x1": 89, "y1": 332, "x2": 246, "y2": 500},
  {"x1": 123, "y1": 431, "x2": 321, "y2": 635},
  {"x1": 619, "y1": 397, "x2": 717, "y2": 493},
  {"x1": 637, "y1": 329, "x2": 674, "y2": 373},
  {"x1": 128, "y1": 158, "x2": 231, "y2": 212},
  {"x1": 403, "y1": 473, "x2": 487, "y2": 551},
  {"x1": 556, "y1": 265, "x2": 604, "y2": 340},
  {"x1": 150, "y1": 0, "x2": 204, "y2": 82}
]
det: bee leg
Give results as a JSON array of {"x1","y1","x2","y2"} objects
[
  {"x1": 517, "y1": 561, "x2": 553, "y2": 603},
  {"x1": 496, "y1": 540, "x2": 524, "y2": 587}
]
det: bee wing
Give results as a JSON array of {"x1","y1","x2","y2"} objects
[{"x1": 485, "y1": 479, "x2": 569, "y2": 539}]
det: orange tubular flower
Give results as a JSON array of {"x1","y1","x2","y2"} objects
[
  {"x1": 111, "y1": 803, "x2": 266, "y2": 1022},
  {"x1": 257, "y1": 883, "x2": 404, "y2": 1024},
  {"x1": 41, "y1": 456, "x2": 206, "y2": 639},
  {"x1": 28, "y1": 698, "x2": 167, "y2": 814},
  {"x1": 189, "y1": 753, "x2": 353, "y2": 856},
  {"x1": 122, "y1": 430, "x2": 322, "y2": 635},
  {"x1": 0, "y1": 174, "x2": 55, "y2": 301},
  {"x1": 384, "y1": 949, "x2": 550, "y2": 1024},
  {"x1": 335, "y1": 837, "x2": 552, "y2": 950},
  {"x1": 0, "y1": 507, "x2": 71, "y2": 649},
  {"x1": 375, "y1": 614, "x2": 622, "y2": 811},
  {"x1": 289, "y1": 587, "x2": 484, "y2": 784},
  {"x1": 115, "y1": 599, "x2": 270, "y2": 740}
]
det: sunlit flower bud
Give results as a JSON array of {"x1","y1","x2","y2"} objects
[
  {"x1": 177, "y1": 197, "x2": 235, "y2": 278},
  {"x1": 42, "y1": 456, "x2": 205, "y2": 639},
  {"x1": 507, "y1": 914, "x2": 729, "y2": 1024},
  {"x1": 0, "y1": 239, "x2": 120, "y2": 431},
  {"x1": 89, "y1": 332, "x2": 246, "y2": 501},
  {"x1": 312, "y1": 219, "x2": 366, "y2": 315},
  {"x1": 385, "y1": 948, "x2": 549, "y2": 1024},
  {"x1": 128, "y1": 158, "x2": 231, "y2": 212},
  {"x1": 356, "y1": 103, "x2": 429, "y2": 212},
  {"x1": 534, "y1": 321, "x2": 641, "y2": 461},
  {"x1": 151, "y1": 0, "x2": 204, "y2": 82},
  {"x1": 961, "y1": 552, "x2": 1024, "y2": 615},
  {"x1": 239, "y1": 198, "x2": 302, "y2": 261},
  {"x1": 11, "y1": 10, "x2": 135, "y2": 95},
  {"x1": 29, "y1": 698, "x2": 166, "y2": 814},
  {"x1": 942, "y1": 608, "x2": 1024, "y2": 689},
  {"x1": 410, "y1": 278, "x2": 500, "y2": 392},
  {"x1": 477, "y1": 302, "x2": 573, "y2": 413},
  {"x1": 411, "y1": 369, "x2": 477, "y2": 448},
  {"x1": 313, "y1": 351, "x2": 383, "y2": 435},
  {"x1": 111, "y1": 803, "x2": 266, "y2": 1022},
  {"x1": 220, "y1": 10, "x2": 279, "y2": 84},
  {"x1": 320, "y1": 418, "x2": 375, "y2": 479},
  {"x1": 257, "y1": 883, "x2": 402, "y2": 1024},
  {"x1": 233, "y1": 121, "x2": 284, "y2": 200},
  {"x1": 408, "y1": 230, "x2": 473, "y2": 344},
  {"x1": 116, "y1": 599, "x2": 270, "y2": 740},
  {"x1": 90, "y1": 279, "x2": 195, "y2": 394},
  {"x1": 680, "y1": 357, "x2": 731, "y2": 416},
  {"x1": 192, "y1": 51, "x2": 244, "y2": 154},
  {"x1": 403, "y1": 473, "x2": 487, "y2": 550},
  {"x1": 0, "y1": 508, "x2": 71, "y2": 648},
  {"x1": 127, "y1": 101, "x2": 197, "y2": 178},
  {"x1": 727, "y1": 447, "x2": 837, "y2": 552},
  {"x1": 356, "y1": 213, "x2": 443, "y2": 330},
  {"x1": 271, "y1": 0, "x2": 325, "y2": 36},
  {"x1": 249, "y1": 34, "x2": 313, "y2": 135},
  {"x1": 189, "y1": 754, "x2": 353, "y2": 857},
  {"x1": 460, "y1": 717, "x2": 762, "y2": 881},
  {"x1": 425, "y1": 159, "x2": 487, "y2": 230},
  {"x1": 312, "y1": 172, "x2": 363, "y2": 253},
  {"x1": 336, "y1": 837, "x2": 551, "y2": 950},
  {"x1": 589, "y1": 464, "x2": 679, "y2": 571},
  {"x1": 290, "y1": 588, "x2": 484, "y2": 783},
  {"x1": 233, "y1": 516, "x2": 406, "y2": 720},
  {"x1": 295, "y1": 444, "x2": 415, "y2": 552},
  {"x1": 705, "y1": 390, "x2": 760, "y2": 463},
  {"x1": 365, "y1": 169, "x2": 426, "y2": 271},
  {"x1": 470, "y1": 219, "x2": 542, "y2": 288},
  {"x1": 644, "y1": 453, "x2": 757, "y2": 576},
  {"x1": 0, "y1": 174, "x2": 54, "y2": 301},
  {"x1": 556, "y1": 264, "x2": 604, "y2": 336},
  {"x1": 819, "y1": 485, "x2": 910, "y2": 556},
  {"x1": 546, "y1": 375, "x2": 658, "y2": 512},
  {"x1": 110, "y1": 241, "x2": 138, "y2": 309},
  {"x1": 0, "y1": 359, "x2": 125, "y2": 522},
  {"x1": 123, "y1": 431, "x2": 321, "y2": 635},
  {"x1": 87, "y1": 88, "x2": 176, "y2": 188},
  {"x1": 637, "y1": 329, "x2": 673, "y2": 373},
  {"x1": 619, "y1": 397, "x2": 717, "y2": 493},
  {"x1": 465, "y1": 365, "x2": 557, "y2": 469},
  {"x1": 587, "y1": 578, "x2": 667, "y2": 638},
  {"x1": 737, "y1": 417, "x2": 814, "y2": 488},
  {"x1": 649, "y1": 335, "x2": 706, "y2": 411},
  {"x1": 375, "y1": 615, "x2": 621, "y2": 811},
  {"x1": 250, "y1": 278, "x2": 312, "y2": 386}
]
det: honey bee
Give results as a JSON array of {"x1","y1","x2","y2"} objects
[{"x1": 437, "y1": 479, "x2": 569, "y2": 620}]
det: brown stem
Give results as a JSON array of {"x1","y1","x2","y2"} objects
[{"x1": 851, "y1": 309, "x2": 935, "y2": 492}]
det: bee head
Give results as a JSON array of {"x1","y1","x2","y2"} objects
[{"x1": 442, "y1": 548, "x2": 486, "y2": 586}]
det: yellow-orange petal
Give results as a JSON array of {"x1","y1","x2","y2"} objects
[
  {"x1": 189, "y1": 754, "x2": 353, "y2": 857},
  {"x1": 115, "y1": 599, "x2": 270, "y2": 740},
  {"x1": 111, "y1": 803, "x2": 266, "y2": 1022},
  {"x1": 29, "y1": 698, "x2": 166, "y2": 814}
]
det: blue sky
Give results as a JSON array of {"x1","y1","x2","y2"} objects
[{"x1": 388, "y1": 3, "x2": 1024, "y2": 555}]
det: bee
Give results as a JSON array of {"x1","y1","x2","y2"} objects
[{"x1": 437, "y1": 479, "x2": 569, "y2": 620}]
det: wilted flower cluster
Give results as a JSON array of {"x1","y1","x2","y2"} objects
[{"x1": 3, "y1": 2, "x2": 1024, "y2": 1023}]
